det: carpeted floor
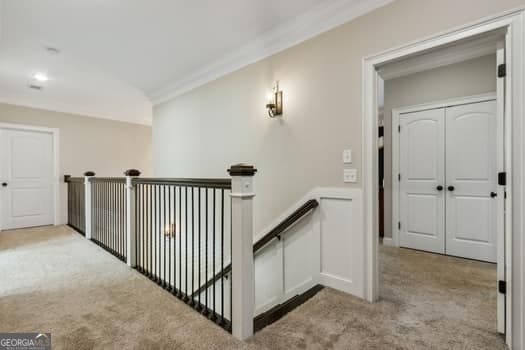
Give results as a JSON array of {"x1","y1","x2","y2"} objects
[{"x1": 0, "y1": 226, "x2": 505, "y2": 349}]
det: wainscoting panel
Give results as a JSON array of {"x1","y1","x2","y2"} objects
[{"x1": 253, "y1": 187, "x2": 364, "y2": 315}]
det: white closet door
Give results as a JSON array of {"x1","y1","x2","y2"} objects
[
  {"x1": 399, "y1": 109, "x2": 445, "y2": 254},
  {"x1": 445, "y1": 100, "x2": 497, "y2": 262},
  {"x1": 0, "y1": 128, "x2": 54, "y2": 230}
]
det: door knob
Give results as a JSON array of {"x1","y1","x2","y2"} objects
[
  {"x1": 1, "y1": 182, "x2": 7, "y2": 187},
  {"x1": 436, "y1": 185, "x2": 443, "y2": 191},
  {"x1": 447, "y1": 185, "x2": 455, "y2": 191},
  {"x1": 490, "y1": 192, "x2": 497, "y2": 198}
]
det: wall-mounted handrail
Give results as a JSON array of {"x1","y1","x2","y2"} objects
[{"x1": 192, "y1": 199, "x2": 319, "y2": 297}]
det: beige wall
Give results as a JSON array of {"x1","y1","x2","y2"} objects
[
  {"x1": 153, "y1": 2, "x2": 525, "y2": 345},
  {"x1": 0, "y1": 103, "x2": 152, "y2": 223},
  {"x1": 382, "y1": 54, "x2": 497, "y2": 237},
  {"x1": 153, "y1": 0, "x2": 523, "y2": 234}
]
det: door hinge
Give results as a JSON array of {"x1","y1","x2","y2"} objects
[
  {"x1": 398, "y1": 221, "x2": 401, "y2": 230},
  {"x1": 398, "y1": 125, "x2": 401, "y2": 132},
  {"x1": 498, "y1": 63, "x2": 506, "y2": 78},
  {"x1": 498, "y1": 280, "x2": 507, "y2": 294},
  {"x1": 398, "y1": 173, "x2": 401, "y2": 181},
  {"x1": 498, "y1": 172, "x2": 507, "y2": 186}
]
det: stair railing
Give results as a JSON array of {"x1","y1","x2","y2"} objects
[{"x1": 64, "y1": 163, "x2": 257, "y2": 340}]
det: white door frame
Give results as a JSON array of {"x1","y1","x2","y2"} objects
[
  {"x1": 362, "y1": 7, "x2": 525, "y2": 348},
  {"x1": 0, "y1": 122, "x2": 60, "y2": 229},
  {"x1": 390, "y1": 92, "x2": 498, "y2": 248}
]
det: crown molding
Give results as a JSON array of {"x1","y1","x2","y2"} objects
[
  {"x1": 378, "y1": 31, "x2": 503, "y2": 80},
  {"x1": 0, "y1": 98, "x2": 152, "y2": 126},
  {"x1": 149, "y1": 0, "x2": 394, "y2": 105}
]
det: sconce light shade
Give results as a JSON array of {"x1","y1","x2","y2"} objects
[{"x1": 266, "y1": 82, "x2": 283, "y2": 118}]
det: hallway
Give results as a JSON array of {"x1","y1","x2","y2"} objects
[{"x1": 0, "y1": 226, "x2": 505, "y2": 349}]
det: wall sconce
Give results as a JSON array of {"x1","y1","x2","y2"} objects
[{"x1": 266, "y1": 81, "x2": 283, "y2": 118}]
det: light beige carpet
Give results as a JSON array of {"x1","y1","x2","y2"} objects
[
  {"x1": 249, "y1": 244, "x2": 506, "y2": 350},
  {"x1": 0, "y1": 226, "x2": 506, "y2": 349}
]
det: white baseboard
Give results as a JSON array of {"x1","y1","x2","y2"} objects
[{"x1": 382, "y1": 237, "x2": 396, "y2": 247}]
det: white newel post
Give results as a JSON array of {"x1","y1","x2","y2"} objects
[
  {"x1": 228, "y1": 164, "x2": 257, "y2": 340},
  {"x1": 84, "y1": 171, "x2": 95, "y2": 239},
  {"x1": 125, "y1": 169, "x2": 141, "y2": 267}
]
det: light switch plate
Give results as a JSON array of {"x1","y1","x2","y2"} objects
[
  {"x1": 343, "y1": 149, "x2": 352, "y2": 164},
  {"x1": 344, "y1": 168, "x2": 357, "y2": 183}
]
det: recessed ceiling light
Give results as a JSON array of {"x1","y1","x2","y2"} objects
[{"x1": 33, "y1": 73, "x2": 49, "y2": 82}]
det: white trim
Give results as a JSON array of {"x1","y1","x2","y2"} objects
[
  {"x1": 391, "y1": 93, "x2": 497, "y2": 248},
  {"x1": 378, "y1": 32, "x2": 503, "y2": 80},
  {"x1": 0, "y1": 122, "x2": 60, "y2": 228},
  {"x1": 362, "y1": 7, "x2": 525, "y2": 349},
  {"x1": 496, "y1": 40, "x2": 506, "y2": 335},
  {"x1": 149, "y1": 0, "x2": 394, "y2": 105}
]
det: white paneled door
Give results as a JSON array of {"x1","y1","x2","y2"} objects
[
  {"x1": 445, "y1": 101, "x2": 497, "y2": 262},
  {"x1": 399, "y1": 109, "x2": 445, "y2": 254},
  {"x1": 398, "y1": 100, "x2": 497, "y2": 263},
  {"x1": 0, "y1": 128, "x2": 55, "y2": 230}
]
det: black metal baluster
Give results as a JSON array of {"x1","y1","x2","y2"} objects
[
  {"x1": 229, "y1": 190, "x2": 233, "y2": 327},
  {"x1": 123, "y1": 182, "x2": 125, "y2": 259},
  {"x1": 198, "y1": 187, "x2": 201, "y2": 309},
  {"x1": 205, "y1": 188, "x2": 208, "y2": 315},
  {"x1": 191, "y1": 186, "x2": 195, "y2": 306},
  {"x1": 163, "y1": 185, "x2": 167, "y2": 287},
  {"x1": 102, "y1": 182, "x2": 106, "y2": 247},
  {"x1": 136, "y1": 184, "x2": 140, "y2": 270},
  {"x1": 155, "y1": 184, "x2": 159, "y2": 281},
  {"x1": 178, "y1": 186, "x2": 182, "y2": 297},
  {"x1": 142, "y1": 184, "x2": 145, "y2": 271},
  {"x1": 113, "y1": 182, "x2": 116, "y2": 255},
  {"x1": 169, "y1": 185, "x2": 172, "y2": 291},
  {"x1": 212, "y1": 189, "x2": 216, "y2": 320},
  {"x1": 221, "y1": 188, "x2": 225, "y2": 324},
  {"x1": 185, "y1": 186, "x2": 188, "y2": 301},
  {"x1": 149, "y1": 184, "x2": 152, "y2": 277}
]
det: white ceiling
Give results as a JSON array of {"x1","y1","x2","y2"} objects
[{"x1": 0, "y1": 0, "x2": 392, "y2": 125}]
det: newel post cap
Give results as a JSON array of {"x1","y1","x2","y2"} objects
[
  {"x1": 84, "y1": 171, "x2": 96, "y2": 176},
  {"x1": 228, "y1": 164, "x2": 257, "y2": 177},
  {"x1": 124, "y1": 169, "x2": 141, "y2": 176}
]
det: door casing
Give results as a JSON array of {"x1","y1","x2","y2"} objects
[
  {"x1": 0, "y1": 123, "x2": 60, "y2": 230},
  {"x1": 362, "y1": 8, "x2": 525, "y2": 348}
]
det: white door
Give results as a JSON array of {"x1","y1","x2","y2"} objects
[
  {"x1": 399, "y1": 108, "x2": 445, "y2": 254},
  {"x1": 445, "y1": 100, "x2": 498, "y2": 262},
  {"x1": 0, "y1": 128, "x2": 55, "y2": 229}
]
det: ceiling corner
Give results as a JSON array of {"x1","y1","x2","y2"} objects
[{"x1": 149, "y1": 0, "x2": 395, "y2": 105}]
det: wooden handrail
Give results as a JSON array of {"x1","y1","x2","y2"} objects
[
  {"x1": 132, "y1": 177, "x2": 231, "y2": 189},
  {"x1": 192, "y1": 199, "x2": 319, "y2": 297}
]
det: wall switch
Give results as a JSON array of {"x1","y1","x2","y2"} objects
[
  {"x1": 344, "y1": 168, "x2": 358, "y2": 183},
  {"x1": 343, "y1": 149, "x2": 352, "y2": 164}
]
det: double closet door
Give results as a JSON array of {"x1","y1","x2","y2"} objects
[{"x1": 399, "y1": 100, "x2": 497, "y2": 263}]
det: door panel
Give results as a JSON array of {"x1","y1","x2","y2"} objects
[
  {"x1": 399, "y1": 109, "x2": 445, "y2": 254},
  {"x1": 0, "y1": 128, "x2": 54, "y2": 229},
  {"x1": 445, "y1": 101, "x2": 497, "y2": 262}
]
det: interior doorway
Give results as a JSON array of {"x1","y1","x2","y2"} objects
[
  {"x1": 374, "y1": 30, "x2": 507, "y2": 341},
  {"x1": 0, "y1": 124, "x2": 59, "y2": 230}
]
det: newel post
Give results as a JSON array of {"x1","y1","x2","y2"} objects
[
  {"x1": 228, "y1": 163, "x2": 257, "y2": 340},
  {"x1": 125, "y1": 169, "x2": 141, "y2": 267},
  {"x1": 84, "y1": 171, "x2": 95, "y2": 239}
]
